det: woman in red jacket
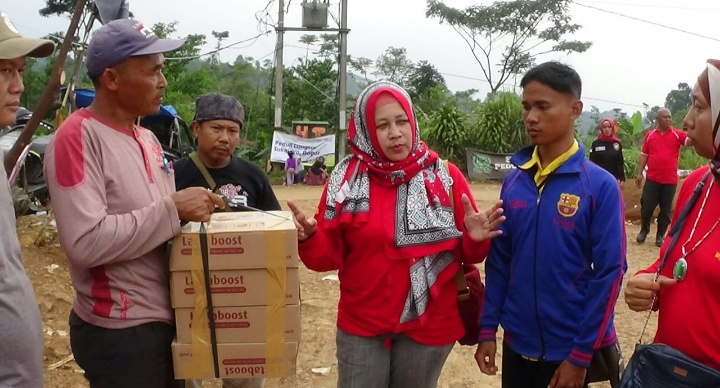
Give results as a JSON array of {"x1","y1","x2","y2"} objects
[
  {"x1": 624, "y1": 59, "x2": 720, "y2": 371},
  {"x1": 288, "y1": 81, "x2": 505, "y2": 388}
]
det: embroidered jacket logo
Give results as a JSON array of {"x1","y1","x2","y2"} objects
[{"x1": 557, "y1": 193, "x2": 580, "y2": 217}]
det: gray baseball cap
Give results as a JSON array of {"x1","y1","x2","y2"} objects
[
  {"x1": 0, "y1": 11, "x2": 55, "y2": 59},
  {"x1": 86, "y1": 18, "x2": 185, "y2": 78},
  {"x1": 194, "y1": 93, "x2": 245, "y2": 128}
]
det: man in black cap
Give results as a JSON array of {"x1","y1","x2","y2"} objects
[
  {"x1": 0, "y1": 11, "x2": 54, "y2": 388},
  {"x1": 175, "y1": 94, "x2": 279, "y2": 388},
  {"x1": 175, "y1": 93, "x2": 280, "y2": 214},
  {"x1": 44, "y1": 19, "x2": 224, "y2": 388}
]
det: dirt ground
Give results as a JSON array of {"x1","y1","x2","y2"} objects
[{"x1": 23, "y1": 181, "x2": 664, "y2": 388}]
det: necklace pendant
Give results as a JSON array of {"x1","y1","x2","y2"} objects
[{"x1": 673, "y1": 258, "x2": 688, "y2": 281}]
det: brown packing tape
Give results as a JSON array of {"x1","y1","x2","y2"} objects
[
  {"x1": 264, "y1": 230, "x2": 287, "y2": 378},
  {"x1": 187, "y1": 233, "x2": 214, "y2": 376}
]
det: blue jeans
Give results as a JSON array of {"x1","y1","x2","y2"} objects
[{"x1": 335, "y1": 329, "x2": 453, "y2": 388}]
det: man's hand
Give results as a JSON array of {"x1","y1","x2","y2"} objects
[
  {"x1": 462, "y1": 195, "x2": 505, "y2": 242},
  {"x1": 287, "y1": 200, "x2": 318, "y2": 241},
  {"x1": 625, "y1": 273, "x2": 676, "y2": 312},
  {"x1": 548, "y1": 361, "x2": 587, "y2": 388},
  {"x1": 172, "y1": 187, "x2": 225, "y2": 222},
  {"x1": 635, "y1": 175, "x2": 643, "y2": 189},
  {"x1": 474, "y1": 341, "x2": 498, "y2": 376}
]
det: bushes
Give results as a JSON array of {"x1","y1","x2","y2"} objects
[
  {"x1": 424, "y1": 102, "x2": 469, "y2": 169},
  {"x1": 470, "y1": 92, "x2": 528, "y2": 154},
  {"x1": 623, "y1": 147, "x2": 640, "y2": 179},
  {"x1": 679, "y1": 147, "x2": 707, "y2": 170}
]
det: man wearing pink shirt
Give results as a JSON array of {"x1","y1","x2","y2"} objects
[{"x1": 44, "y1": 19, "x2": 223, "y2": 387}]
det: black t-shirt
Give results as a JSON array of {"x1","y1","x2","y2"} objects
[
  {"x1": 174, "y1": 155, "x2": 282, "y2": 211},
  {"x1": 589, "y1": 139, "x2": 625, "y2": 181}
]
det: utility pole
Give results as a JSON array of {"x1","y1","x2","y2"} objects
[
  {"x1": 337, "y1": 0, "x2": 349, "y2": 160},
  {"x1": 273, "y1": 0, "x2": 285, "y2": 130}
]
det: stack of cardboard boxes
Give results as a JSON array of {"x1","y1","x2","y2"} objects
[{"x1": 168, "y1": 211, "x2": 301, "y2": 380}]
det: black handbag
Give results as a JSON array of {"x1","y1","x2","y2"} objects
[
  {"x1": 621, "y1": 344, "x2": 720, "y2": 387},
  {"x1": 620, "y1": 170, "x2": 720, "y2": 387},
  {"x1": 587, "y1": 342, "x2": 624, "y2": 387}
]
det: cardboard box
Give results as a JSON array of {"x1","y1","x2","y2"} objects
[
  {"x1": 175, "y1": 304, "x2": 301, "y2": 344},
  {"x1": 170, "y1": 268, "x2": 300, "y2": 308},
  {"x1": 170, "y1": 211, "x2": 299, "y2": 271},
  {"x1": 172, "y1": 341, "x2": 298, "y2": 379}
]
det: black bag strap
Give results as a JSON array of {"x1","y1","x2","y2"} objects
[
  {"x1": 188, "y1": 152, "x2": 232, "y2": 212},
  {"x1": 656, "y1": 169, "x2": 712, "y2": 273},
  {"x1": 637, "y1": 169, "x2": 712, "y2": 346},
  {"x1": 199, "y1": 223, "x2": 220, "y2": 377},
  {"x1": 189, "y1": 152, "x2": 217, "y2": 190}
]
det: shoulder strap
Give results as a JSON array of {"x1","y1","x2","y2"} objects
[
  {"x1": 189, "y1": 152, "x2": 217, "y2": 190},
  {"x1": 188, "y1": 152, "x2": 233, "y2": 212},
  {"x1": 636, "y1": 168, "x2": 711, "y2": 346},
  {"x1": 444, "y1": 159, "x2": 471, "y2": 300}
]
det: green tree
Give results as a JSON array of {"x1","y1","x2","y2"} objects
[
  {"x1": 210, "y1": 30, "x2": 229, "y2": 66},
  {"x1": 147, "y1": 22, "x2": 208, "y2": 122},
  {"x1": 39, "y1": 0, "x2": 77, "y2": 16},
  {"x1": 470, "y1": 92, "x2": 527, "y2": 153},
  {"x1": 316, "y1": 34, "x2": 339, "y2": 60},
  {"x1": 152, "y1": 21, "x2": 206, "y2": 83},
  {"x1": 588, "y1": 105, "x2": 601, "y2": 136},
  {"x1": 349, "y1": 56, "x2": 373, "y2": 86},
  {"x1": 672, "y1": 106, "x2": 690, "y2": 129},
  {"x1": 281, "y1": 58, "x2": 338, "y2": 128},
  {"x1": 426, "y1": 0, "x2": 592, "y2": 94},
  {"x1": 415, "y1": 84, "x2": 454, "y2": 124},
  {"x1": 299, "y1": 34, "x2": 319, "y2": 61},
  {"x1": 406, "y1": 60, "x2": 445, "y2": 104},
  {"x1": 664, "y1": 82, "x2": 692, "y2": 114},
  {"x1": 374, "y1": 46, "x2": 414, "y2": 86},
  {"x1": 20, "y1": 58, "x2": 51, "y2": 110},
  {"x1": 642, "y1": 103, "x2": 662, "y2": 128},
  {"x1": 454, "y1": 89, "x2": 481, "y2": 115}
]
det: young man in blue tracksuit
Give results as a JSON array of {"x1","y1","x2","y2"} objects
[{"x1": 474, "y1": 62, "x2": 627, "y2": 388}]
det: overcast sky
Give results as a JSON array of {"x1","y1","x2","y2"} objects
[{"x1": 5, "y1": 0, "x2": 718, "y2": 114}]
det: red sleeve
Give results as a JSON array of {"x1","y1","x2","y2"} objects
[
  {"x1": 677, "y1": 129, "x2": 689, "y2": 145},
  {"x1": 641, "y1": 131, "x2": 650, "y2": 154},
  {"x1": 448, "y1": 162, "x2": 491, "y2": 265},
  {"x1": 297, "y1": 184, "x2": 344, "y2": 272}
]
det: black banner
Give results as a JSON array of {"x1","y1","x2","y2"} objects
[{"x1": 466, "y1": 148, "x2": 516, "y2": 181}]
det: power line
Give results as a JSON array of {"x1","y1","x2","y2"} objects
[
  {"x1": 574, "y1": 2, "x2": 720, "y2": 42},
  {"x1": 166, "y1": 31, "x2": 270, "y2": 61},
  {"x1": 251, "y1": 45, "x2": 650, "y2": 110},
  {"x1": 437, "y1": 71, "x2": 647, "y2": 109},
  {"x1": 581, "y1": 0, "x2": 720, "y2": 11}
]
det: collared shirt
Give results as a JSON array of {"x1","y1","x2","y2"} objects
[
  {"x1": 519, "y1": 139, "x2": 580, "y2": 189},
  {"x1": 641, "y1": 127, "x2": 689, "y2": 184}
]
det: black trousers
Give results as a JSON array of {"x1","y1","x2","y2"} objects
[
  {"x1": 69, "y1": 310, "x2": 183, "y2": 388},
  {"x1": 640, "y1": 179, "x2": 677, "y2": 237},
  {"x1": 501, "y1": 343, "x2": 589, "y2": 388}
]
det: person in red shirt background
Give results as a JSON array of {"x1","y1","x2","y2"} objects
[
  {"x1": 635, "y1": 108, "x2": 690, "y2": 247},
  {"x1": 624, "y1": 58, "x2": 720, "y2": 374},
  {"x1": 288, "y1": 81, "x2": 505, "y2": 388}
]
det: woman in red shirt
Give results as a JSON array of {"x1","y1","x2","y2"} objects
[
  {"x1": 625, "y1": 59, "x2": 720, "y2": 371},
  {"x1": 288, "y1": 81, "x2": 505, "y2": 388}
]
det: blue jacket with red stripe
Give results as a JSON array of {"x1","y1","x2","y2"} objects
[{"x1": 479, "y1": 143, "x2": 627, "y2": 367}]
